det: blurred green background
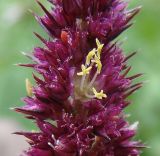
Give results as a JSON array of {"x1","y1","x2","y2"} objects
[{"x1": 0, "y1": 0, "x2": 159, "y2": 155}]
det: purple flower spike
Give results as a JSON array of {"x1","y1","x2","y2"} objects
[{"x1": 15, "y1": 0, "x2": 144, "y2": 155}]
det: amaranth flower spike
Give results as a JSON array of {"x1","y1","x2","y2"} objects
[{"x1": 15, "y1": 0, "x2": 144, "y2": 155}]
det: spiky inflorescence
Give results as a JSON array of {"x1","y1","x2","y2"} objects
[{"x1": 15, "y1": 0, "x2": 144, "y2": 155}]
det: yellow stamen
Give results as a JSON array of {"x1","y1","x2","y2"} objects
[
  {"x1": 92, "y1": 87, "x2": 107, "y2": 99},
  {"x1": 86, "y1": 48, "x2": 96, "y2": 65},
  {"x1": 92, "y1": 56, "x2": 102, "y2": 73},
  {"x1": 76, "y1": 39, "x2": 105, "y2": 99},
  {"x1": 96, "y1": 38, "x2": 104, "y2": 59},
  {"x1": 77, "y1": 64, "x2": 92, "y2": 76},
  {"x1": 26, "y1": 78, "x2": 33, "y2": 97}
]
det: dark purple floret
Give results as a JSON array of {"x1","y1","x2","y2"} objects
[{"x1": 15, "y1": 0, "x2": 144, "y2": 155}]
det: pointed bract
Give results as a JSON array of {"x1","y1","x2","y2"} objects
[{"x1": 15, "y1": 0, "x2": 144, "y2": 155}]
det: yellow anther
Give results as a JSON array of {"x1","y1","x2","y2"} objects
[
  {"x1": 86, "y1": 48, "x2": 96, "y2": 65},
  {"x1": 96, "y1": 38, "x2": 104, "y2": 59},
  {"x1": 26, "y1": 78, "x2": 33, "y2": 97},
  {"x1": 77, "y1": 64, "x2": 92, "y2": 76},
  {"x1": 92, "y1": 87, "x2": 107, "y2": 99},
  {"x1": 92, "y1": 56, "x2": 102, "y2": 74}
]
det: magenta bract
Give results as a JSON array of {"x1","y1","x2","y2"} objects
[{"x1": 15, "y1": 0, "x2": 144, "y2": 155}]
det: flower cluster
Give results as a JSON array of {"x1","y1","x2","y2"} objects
[{"x1": 15, "y1": 0, "x2": 144, "y2": 155}]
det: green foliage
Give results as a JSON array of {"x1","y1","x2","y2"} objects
[{"x1": 0, "y1": 0, "x2": 159, "y2": 155}]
